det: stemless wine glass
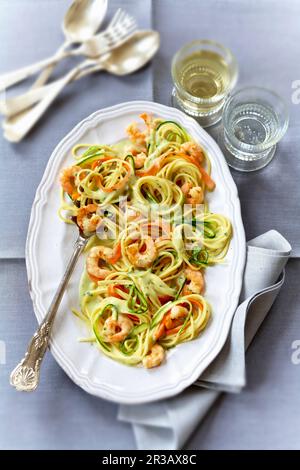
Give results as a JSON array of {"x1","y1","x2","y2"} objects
[
  {"x1": 171, "y1": 40, "x2": 238, "y2": 127},
  {"x1": 222, "y1": 86, "x2": 289, "y2": 171}
]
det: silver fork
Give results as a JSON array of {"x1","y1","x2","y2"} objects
[
  {"x1": 0, "y1": 9, "x2": 136, "y2": 94},
  {"x1": 67, "y1": 9, "x2": 136, "y2": 59},
  {"x1": 10, "y1": 224, "x2": 90, "y2": 392}
]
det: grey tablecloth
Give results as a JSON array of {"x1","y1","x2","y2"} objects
[{"x1": 1, "y1": 0, "x2": 300, "y2": 450}]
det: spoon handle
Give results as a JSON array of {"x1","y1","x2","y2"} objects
[
  {"x1": 32, "y1": 42, "x2": 70, "y2": 89},
  {"x1": 0, "y1": 50, "x2": 69, "y2": 93},
  {"x1": 10, "y1": 234, "x2": 87, "y2": 392},
  {"x1": 1, "y1": 60, "x2": 103, "y2": 119},
  {"x1": 0, "y1": 82, "x2": 60, "y2": 117},
  {"x1": 3, "y1": 63, "x2": 92, "y2": 142}
]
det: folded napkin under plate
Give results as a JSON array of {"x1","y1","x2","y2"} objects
[{"x1": 118, "y1": 230, "x2": 291, "y2": 450}]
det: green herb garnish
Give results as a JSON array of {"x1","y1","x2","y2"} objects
[{"x1": 189, "y1": 248, "x2": 209, "y2": 266}]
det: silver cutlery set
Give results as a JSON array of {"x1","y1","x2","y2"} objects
[{"x1": 0, "y1": 0, "x2": 159, "y2": 142}]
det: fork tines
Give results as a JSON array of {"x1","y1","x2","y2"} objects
[{"x1": 107, "y1": 8, "x2": 137, "y2": 35}]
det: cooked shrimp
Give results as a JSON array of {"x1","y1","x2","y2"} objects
[
  {"x1": 170, "y1": 305, "x2": 189, "y2": 320},
  {"x1": 77, "y1": 204, "x2": 101, "y2": 234},
  {"x1": 143, "y1": 344, "x2": 165, "y2": 369},
  {"x1": 96, "y1": 243, "x2": 122, "y2": 264},
  {"x1": 180, "y1": 181, "x2": 193, "y2": 195},
  {"x1": 140, "y1": 112, "x2": 156, "y2": 131},
  {"x1": 183, "y1": 268, "x2": 205, "y2": 295},
  {"x1": 86, "y1": 246, "x2": 111, "y2": 281},
  {"x1": 186, "y1": 186, "x2": 204, "y2": 205},
  {"x1": 133, "y1": 152, "x2": 147, "y2": 169},
  {"x1": 164, "y1": 305, "x2": 189, "y2": 329},
  {"x1": 86, "y1": 242, "x2": 121, "y2": 279},
  {"x1": 126, "y1": 123, "x2": 146, "y2": 147},
  {"x1": 180, "y1": 142, "x2": 204, "y2": 162},
  {"x1": 179, "y1": 181, "x2": 204, "y2": 205},
  {"x1": 126, "y1": 232, "x2": 157, "y2": 268},
  {"x1": 60, "y1": 165, "x2": 81, "y2": 199},
  {"x1": 103, "y1": 314, "x2": 133, "y2": 343}
]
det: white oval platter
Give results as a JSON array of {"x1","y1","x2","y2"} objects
[{"x1": 26, "y1": 101, "x2": 246, "y2": 404}]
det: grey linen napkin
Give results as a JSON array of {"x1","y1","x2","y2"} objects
[{"x1": 118, "y1": 230, "x2": 291, "y2": 449}]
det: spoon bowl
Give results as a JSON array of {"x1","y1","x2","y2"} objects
[
  {"x1": 100, "y1": 30, "x2": 160, "y2": 75},
  {"x1": 63, "y1": 0, "x2": 108, "y2": 42}
]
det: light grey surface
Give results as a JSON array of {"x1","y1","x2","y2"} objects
[{"x1": 0, "y1": 0, "x2": 300, "y2": 450}]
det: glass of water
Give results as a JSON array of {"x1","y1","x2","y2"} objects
[
  {"x1": 222, "y1": 86, "x2": 289, "y2": 171},
  {"x1": 171, "y1": 40, "x2": 238, "y2": 127}
]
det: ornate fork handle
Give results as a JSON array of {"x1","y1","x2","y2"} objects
[
  {"x1": 10, "y1": 234, "x2": 88, "y2": 391},
  {"x1": 9, "y1": 320, "x2": 52, "y2": 391}
]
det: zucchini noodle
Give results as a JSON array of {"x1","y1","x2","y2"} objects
[
  {"x1": 158, "y1": 155, "x2": 203, "y2": 188},
  {"x1": 58, "y1": 113, "x2": 232, "y2": 368},
  {"x1": 132, "y1": 176, "x2": 184, "y2": 214}
]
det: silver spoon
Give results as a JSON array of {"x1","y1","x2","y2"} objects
[
  {"x1": 36, "y1": 0, "x2": 108, "y2": 87},
  {"x1": 63, "y1": 0, "x2": 108, "y2": 43},
  {"x1": 1, "y1": 9, "x2": 137, "y2": 117},
  {"x1": 0, "y1": 0, "x2": 108, "y2": 91},
  {"x1": 3, "y1": 31, "x2": 160, "y2": 142}
]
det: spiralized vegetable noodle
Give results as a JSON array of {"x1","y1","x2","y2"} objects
[{"x1": 59, "y1": 114, "x2": 232, "y2": 368}]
